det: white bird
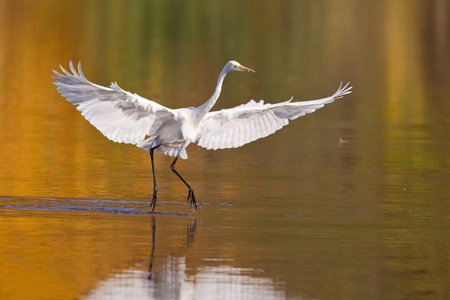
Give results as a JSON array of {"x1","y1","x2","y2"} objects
[{"x1": 53, "y1": 61, "x2": 352, "y2": 212}]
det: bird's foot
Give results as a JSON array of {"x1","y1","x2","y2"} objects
[
  {"x1": 187, "y1": 189, "x2": 197, "y2": 210},
  {"x1": 150, "y1": 189, "x2": 157, "y2": 212}
]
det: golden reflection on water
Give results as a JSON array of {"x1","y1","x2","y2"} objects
[{"x1": 0, "y1": 0, "x2": 449, "y2": 299}]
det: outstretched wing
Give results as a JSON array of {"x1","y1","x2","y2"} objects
[
  {"x1": 197, "y1": 82, "x2": 352, "y2": 150},
  {"x1": 53, "y1": 61, "x2": 175, "y2": 145}
]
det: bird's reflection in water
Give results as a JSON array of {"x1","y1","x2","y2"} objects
[
  {"x1": 187, "y1": 217, "x2": 197, "y2": 247},
  {"x1": 148, "y1": 216, "x2": 197, "y2": 281},
  {"x1": 86, "y1": 215, "x2": 285, "y2": 299},
  {"x1": 148, "y1": 216, "x2": 157, "y2": 281}
]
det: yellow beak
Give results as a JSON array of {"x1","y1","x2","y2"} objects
[{"x1": 238, "y1": 65, "x2": 255, "y2": 73}]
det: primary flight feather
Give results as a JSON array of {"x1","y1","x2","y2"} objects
[{"x1": 53, "y1": 60, "x2": 352, "y2": 211}]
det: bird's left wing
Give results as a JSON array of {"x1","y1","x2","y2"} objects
[
  {"x1": 197, "y1": 82, "x2": 352, "y2": 150},
  {"x1": 53, "y1": 61, "x2": 175, "y2": 145}
]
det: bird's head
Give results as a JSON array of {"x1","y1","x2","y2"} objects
[{"x1": 225, "y1": 60, "x2": 255, "y2": 73}]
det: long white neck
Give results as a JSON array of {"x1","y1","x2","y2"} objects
[{"x1": 198, "y1": 68, "x2": 228, "y2": 115}]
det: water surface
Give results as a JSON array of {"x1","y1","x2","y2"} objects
[{"x1": 0, "y1": 1, "x2": 449, "y2": 299}]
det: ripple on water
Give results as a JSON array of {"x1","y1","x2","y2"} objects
[{"x1": 0, "y1": 197, "x2": 235, "y2": 217}]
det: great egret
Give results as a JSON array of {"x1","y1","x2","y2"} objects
[{"x1": 53, "y1": 61, "x2": 352, "y2": 212}]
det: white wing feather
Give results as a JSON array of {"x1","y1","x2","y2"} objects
[
  {"x1": 53, "y1": 61, "x2": 175, "y2": 145},
  {"x1": 197, "y1": 82, "x2": 352, "y2": 150}
]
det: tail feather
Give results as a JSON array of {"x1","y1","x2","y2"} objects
[
  {"x1": 137, "y1": 136, "x2": 158, "y2": 151},
  {"x1": 137, "y1": 137, "x2": 188, "y2": 159}
]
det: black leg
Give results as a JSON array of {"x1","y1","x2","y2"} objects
[
  {"x1": 149, "y1": 147, "x2": 160, "y2": 212},
  {"x1": 170, "y1": 155, "x2": 197, "y2": 210}
]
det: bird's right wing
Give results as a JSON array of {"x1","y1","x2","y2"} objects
[
  {"x1": 197, "y1": 82, "x2": 352, "y2": 150},
  {"x1": 53, "y1": 61, "x2": 175, "y2": 144}
]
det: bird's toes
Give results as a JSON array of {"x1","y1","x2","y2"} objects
[
  {"x1": 187, "y1": 190, "x2": 197, "y2": 210},
  {"x1": 150, "y1": 197, "x2": 157, "y2": 212}
]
